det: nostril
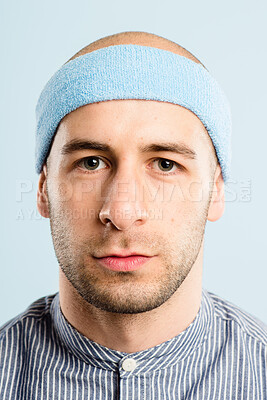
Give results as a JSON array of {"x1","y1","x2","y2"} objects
[
  {"x1": 98, "y1": 209, "x2": 111, "y2": 225},
  {"x1": 100, "y1": 215, "x2": 111, "y2": 225}
]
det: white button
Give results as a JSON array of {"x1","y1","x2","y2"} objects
[{"x1": 122, "y1": 358, "x2": 137, "y2": 371}]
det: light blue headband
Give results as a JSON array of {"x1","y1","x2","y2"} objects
[{"x1": 35, "y1": 44, "x2": 232, "y2": 181}]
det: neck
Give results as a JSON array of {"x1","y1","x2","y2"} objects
[{"x1": 59, "y1": 246, "x2": 203, "y2": 353}]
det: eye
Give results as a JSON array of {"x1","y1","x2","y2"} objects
[
  {"x1": 75, "y1": 156, "x2": 182, "y2": 175},
  {"x1": 77, "y1": 156, "x2": 108, "y2": 172},
  {"x1": 151, "y1": 158, "x2": 180, "y2": 174}
]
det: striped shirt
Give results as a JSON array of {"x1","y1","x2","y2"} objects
[{"x1": 0, "y1": 289, "x2": 266, "y2": 399}]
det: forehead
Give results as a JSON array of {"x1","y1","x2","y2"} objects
[{"x1": 54, "y1": 99, "x2": 212, "y2": 150}]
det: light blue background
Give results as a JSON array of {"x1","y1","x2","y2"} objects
[{"x1": 1, "y1": 0, "x2": 266, "y2": 326}]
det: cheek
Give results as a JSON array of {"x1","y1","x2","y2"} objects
[
  {"x1": 167, "y1": 178, "x2": 211, "y2": 209},
  {"x1": 151, "y1": 180, "x2": 210, "y2": 227},
  {"x1": 48, "y1": 179, "x2": 102, "y2": 227},
  {"x1": 50, "y1": 179, "x2": 102, "y2": 205},
  {"x1": 183, "y1": 181, "x2": 209, "y2": 204}
]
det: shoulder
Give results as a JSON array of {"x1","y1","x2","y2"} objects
[
  {"x1": 0, "y1": 294, "x2": 58, "y2": 396},
  {"x1": 206, "y1": 289, "x2": 267, "y2": 345},
  {"x1": 0, "y1": 293, "x2": 58, "y2": 341}
]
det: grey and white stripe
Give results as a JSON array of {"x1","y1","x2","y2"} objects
[{"x1": 0, "y1": 289, "x2": 266, "y2": 399}]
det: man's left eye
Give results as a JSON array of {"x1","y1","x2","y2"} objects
[{"x1": 151, "y1": 158, "x2": 179, "y2": 173}]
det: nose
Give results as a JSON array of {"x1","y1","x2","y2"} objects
[{"x1": 98, "y1": 169, "x2": 149, "y2": 231}]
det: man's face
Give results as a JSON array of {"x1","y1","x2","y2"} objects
[{"x1": 44, "y1": 100, "x2": 218, "y2": 314}]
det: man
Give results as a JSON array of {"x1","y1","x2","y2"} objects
[{"x1": 0, "y1": 31, "x2": 266, "y2": 399}]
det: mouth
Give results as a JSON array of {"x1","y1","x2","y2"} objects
[
  {"x1": 93, "y1": 254, "x2": 154, "y2": 272},
  {"x1": 95, "y1": 251, "x2": 151, "y2": 258}
]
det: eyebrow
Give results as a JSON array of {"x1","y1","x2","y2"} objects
[{"x1": 61, "y1": 139, "x2": 197, "y2": 160}]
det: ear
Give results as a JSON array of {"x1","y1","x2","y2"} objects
[
  {"x1": 207, "y1": 164, "x2": 225, "y2": 222},
  {"x1": 37, "y1": 164, "x2": 50, "y2": 218}
]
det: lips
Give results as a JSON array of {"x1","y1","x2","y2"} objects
[
  {"x1": 96, "y1": 252, "x2": 149, "y2": 258},
  {"x1": 94, "y1": 254, "x2": 153, "y2": 272}
]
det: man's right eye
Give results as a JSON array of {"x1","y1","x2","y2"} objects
[{"x1": 77, "y1": 156, "x2": 109, "y2": 172}]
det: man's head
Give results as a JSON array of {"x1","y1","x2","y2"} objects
[
  {"x1": 36, "y1": 31, "x2": 231, "y2": 180},
  {"x1": 37, "y1": 31, "x2": 226, "y2": 314}
]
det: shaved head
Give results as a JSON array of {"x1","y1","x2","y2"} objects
[{"x1": 67, "y1": 31, "x2": 207, "y2": 70}]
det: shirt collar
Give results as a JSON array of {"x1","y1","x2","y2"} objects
[{"x1": 51, "y1": 289, "x2": 214, "y2": 374}]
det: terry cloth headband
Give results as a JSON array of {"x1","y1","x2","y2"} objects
[{"x1": 35, "y1": 44, "x2": 232, "y2": 181}]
